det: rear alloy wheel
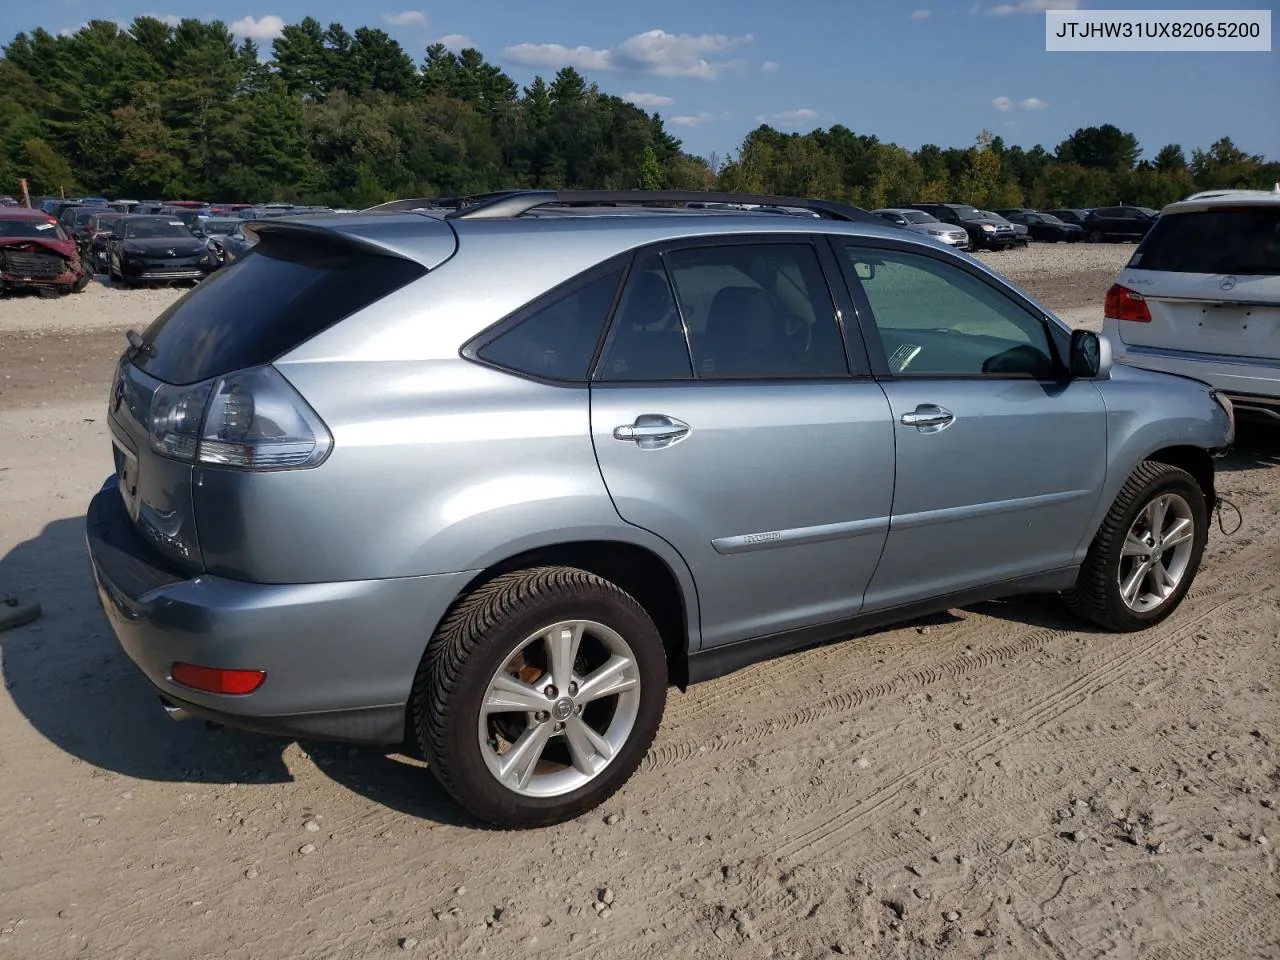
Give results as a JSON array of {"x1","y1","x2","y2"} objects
[
  {"x1": 1088, "y1": 229, "x2": 1104, "y2": 243},
  {"x1": 415, "y1": 566, "x2": 667, "y2": 827},
  {"x1": 1065, "y1": 461, "x2": 1207, "y2": 631}
]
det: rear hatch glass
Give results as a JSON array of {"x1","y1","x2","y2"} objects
[
  {"x1": 131, "y1": 232, "x2": 427, "y2": 385},
  {"x1": 1119, "y1": 206, "x2": 1280, "y2": 359},
  {"x1": 1130, "y1": 206, "x2": 1280, "y2": 275}
]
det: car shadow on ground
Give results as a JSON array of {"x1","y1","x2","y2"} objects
[
  {"x1": 0, "y1": 515, "x2": 475, "y2": 826},
  {"x1": 1215, "y1": 422, "x2": 1280, "y2": 473}
]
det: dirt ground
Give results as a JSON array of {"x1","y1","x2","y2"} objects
[{"x1": 1, "y1": 248, "x2": 1278, "y2": 960}]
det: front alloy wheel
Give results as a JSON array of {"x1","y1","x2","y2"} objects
[
  {"x1": 1115, "y1": 493, "x2": 1196, "y2": 613},
  {"x1": 1066, "y1": 461, "x2": 1207, "y2": 631},
  {"x1": 415, "y1": 566, "x2": 667, "y2": 827}
]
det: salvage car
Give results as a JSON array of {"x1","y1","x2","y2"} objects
[
  {"x1": 86, "y1": 189, "x2": 1234, "y2": 828},
  {"x1": 0, "y1": 207, "x2": 91, "y2": 297},
  {"x1": 105, "y1": 215, "x2": 217, "y2": 286}
]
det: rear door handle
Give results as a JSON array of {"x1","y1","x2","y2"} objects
[
  {"x1": 901, "y1": 404, "x2": 955, "y2": 433},
  {"x1": 613, "y1": 414, "x2": 690, "y2": 449}
]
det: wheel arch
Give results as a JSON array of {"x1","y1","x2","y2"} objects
[
  {"x1": 438, "y1": 538, "x2": 699, "y2": 691},
  {"x1": 1145, "y1": 444, "x2": 1216, "y2": 511}
]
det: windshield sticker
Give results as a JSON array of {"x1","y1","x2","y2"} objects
[
  {"x1": 1129, "y1": 253, "x2": 1142, "y2": 266},
  {"x1": 35, "y1": 222, "x2": 54, "y2": 230}
]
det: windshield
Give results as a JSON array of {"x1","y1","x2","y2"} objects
[
  {"x1": 123, "y1": 218, "x2": 193, "y2": 239},
  {"x1": 1038, "y1": 213, "x2": 1063, "y2": 224},
  {"x1": 202, "y1": 220, "x2": 239, "y2": 235},
  {"x1": 92, "y1": 215, "x2": 120, "y2": 232},
  {"x1": 0, "y1": 218, "x2": 70, "y2": 240},
  {"x1": 981, "y1": 212, "x2": 1009, "y2": 223},
  {"x1": 952, "y1": 205, "x2": 983, "y2": 220},
  {"x1": 902, "y1": 211, "x2": 938, "y2": 224}
]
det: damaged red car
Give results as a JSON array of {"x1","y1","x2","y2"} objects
[{"x1": 0, "y1": 208, "x2": 92, "y2": 297}]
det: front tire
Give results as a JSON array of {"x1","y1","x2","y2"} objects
[
  {"x1": 414, "y1": 566, "x2": 668, "y2": 828},
  {"x1": 1065, "y1": 461, "x2": 1207, "y2": 632}
]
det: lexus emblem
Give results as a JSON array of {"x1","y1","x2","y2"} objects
[
  {"x1": 166, "y1": 249, "x2": 176, "y2": 257},
  {"x1": 1220, "y1": 276, "x2": 1237, "y2": 291}
]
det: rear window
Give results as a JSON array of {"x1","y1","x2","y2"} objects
[
  {"x1": 132, "y1": 234, "x2": 427, "y2": 385},
  {"x1": 1130, "y1": 207, "x2": 1280, "y2": 276}
]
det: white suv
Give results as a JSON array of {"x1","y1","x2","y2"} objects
[{"x1": 1104, "y1": 186, "x2": 1280, "y2": 424}]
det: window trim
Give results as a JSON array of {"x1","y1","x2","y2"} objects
[
  {"x1": 589, "y1": 232, "x2": 868, "y2": 386},
  {"x1": 828, "y1": 234, "x2": 1072, "y2": 382},
  {"x1": 459, "y1": 253, "x2": 634, "y2": 387}
]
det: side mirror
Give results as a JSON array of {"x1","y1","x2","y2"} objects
[
  {"x1": 853, "y1": 261, "x2": 877, "y2": 281},
  {"x1": 1069, "y1": 329, "x2": 1112, "y2": 379}
]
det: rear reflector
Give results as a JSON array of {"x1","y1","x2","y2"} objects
[
  {"x1": 1105, "y1": 283, "x2": 1152, "y2": 322},
  {"x1": 171, "y1": 662, "x2": 266, "y2": 695}
]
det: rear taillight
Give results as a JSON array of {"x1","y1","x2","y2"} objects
[
  {"x1": 148, "y1": 365, "x2": 332, "y2": 470},
  {"x1": 1105, "y1": 283, "x2": 1151, "y2": 322}
]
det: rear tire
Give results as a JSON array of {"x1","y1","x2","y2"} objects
[
  {"x1": 1065, "y1": 461, "x2": 1207, "y2": 632},
  {"x1": 413, "y1": 566, "x2": 668, "y2": 828}
]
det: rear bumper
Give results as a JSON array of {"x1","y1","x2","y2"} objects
[
  {"x1": 85, "y1": 476, "x2": 476, "y2": 745},
  {"x1": 1104, "y1": 322, "x2": 1280, "y2": 414}
]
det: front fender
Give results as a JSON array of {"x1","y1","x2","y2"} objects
[{"x1": 1076, "y1": 364, "x2": 1231, "y2": 559}]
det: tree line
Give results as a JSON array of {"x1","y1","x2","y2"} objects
[{"x1": 1, "y1": 16, "x2": 1275, "y2": 209}]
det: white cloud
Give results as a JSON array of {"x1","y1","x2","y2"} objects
[
  {"x1": 761, "y1": 60, "x2": 780, "y2": 72},
  {"x1": 756, "y1": 107, "x2": 818, "y2": 128},
  {"x1": 503, "y1": 29, "x2": 754, "y2": 79},
  {"x1": 984, "y1": 0, "x2": 1080, "y2": 15},
  {"x1": 993, "y1": 94, "x2": 1048, "y2": 112},
  {"x1": 910, "y1": 9, "x2": 932, "y2": 20},
  {"x1": 669, "y1": 111, "x2": 730, "y2": 127},
  {"x1": 624, "y1": 91, "x2": 674, "y2": 107},
  {"x1": 437, "y1": 33, "x2": 473, "y2": 51},
  {"x1": 229, "y1": 15, "x2": 285, "y2": 40},
  {"x1": 382, "y1": 10, "x2": 427, "y2": 27}
]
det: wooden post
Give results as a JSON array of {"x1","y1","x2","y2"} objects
[{"x1": 19, "y1": 178, "x2": 31, "y2": 208}]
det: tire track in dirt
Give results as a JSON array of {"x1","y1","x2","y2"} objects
[
  {"x1": 560, "y1": 577, "x2": 1276, "y2": 960},
  {"x1": 772, "y1": 587, "x2": 1251, "y2": 864},
  {"x1": 645, "y1": 542, "x2": 1278, "y2": 777}
]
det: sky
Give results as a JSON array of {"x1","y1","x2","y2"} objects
[{"x1": 8, "y1": 0, "x2": 1279, "y2": 162}]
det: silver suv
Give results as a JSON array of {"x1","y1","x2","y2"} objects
[{"x1": 86, "y1": 190, "x2": 1235, "y2": 827}]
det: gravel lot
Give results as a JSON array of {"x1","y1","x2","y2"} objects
[{"x1": 1, "y1": 243, "x2": 1277, "y2": 960}]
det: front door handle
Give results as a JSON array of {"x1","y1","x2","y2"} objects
[
  {"x1": 901, "y1": 404, "x2": 955, "y2": 433},
  {"x1": 613, "y1": 414, "x2": 690, "y2": 449}
]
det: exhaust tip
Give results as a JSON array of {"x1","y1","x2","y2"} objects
[{"x1": 158, "y1": 695, "x2": 192, "y2": 722}]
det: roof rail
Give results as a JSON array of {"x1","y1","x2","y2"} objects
[
  {"x1": 438, "y1": 190, "x2": 881, "y2": 224},
  {"x1": 360, "y1": 190, "x2": 529, "y2": 214}
]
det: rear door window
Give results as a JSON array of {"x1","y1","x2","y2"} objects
[
  {"x1": 133, "y1": 234, "x2": 427, "y2": 385},
  {"x1": 661, "y1": 242, "x2": 849, "y2": 379},
  {"x1": 596, "y1": 254, "x2": 693, "y2": 381},
  {"x1": 1130, "y1": 207, "x2": 1280, "y2": 275}
]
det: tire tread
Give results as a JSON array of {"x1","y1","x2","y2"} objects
[{"x1": 411, "y1": 565, "x2": 665, "y2": 827}]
